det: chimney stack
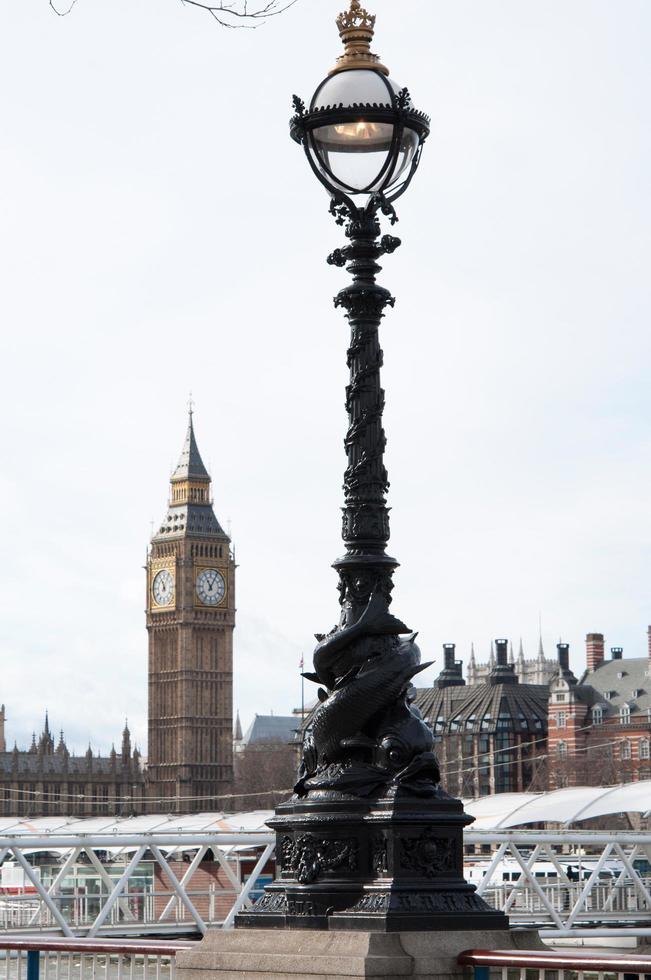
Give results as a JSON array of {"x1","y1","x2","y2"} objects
[
  {"x1": 443, "y1": 643, "x2": 455, "y2": 671},
  {"x1": 557, "y1": 642, "x2": 577, "y2": 684},
  {"x1": 586, "y1": 633, "x2": 605, "y2": 672},
  {"x1": 434, "y1": 643, "x2": 465, "y2": 689},
  {"x1": 611, "y1": 647, "x2": 623, "y2": 661},
  {"x1": 557, "y1": 643, "x2": 569, "y2": 672},
  {"x1": 495, "y1": 638, "x2": 508, "y2": 667},
  {"x1": 488, "y1": 638, "x2": 518, "y2": 685}
]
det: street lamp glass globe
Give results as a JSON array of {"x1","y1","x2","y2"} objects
[{"x1": 307, "y1": 69, "x2": 420, "y2": 198}]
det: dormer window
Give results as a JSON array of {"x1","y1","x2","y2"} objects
[
  {"x1": 620, "y1": 704, "x2": 631, "y2": 726},
  {"x1": 604, "y1": 691, "x2": 613, "y2": 700},
  {"x1": 632, "y1": 689, "x2": 642, "y2": 699},
  {"x1": 593, "y1": 706, "x2": 604, "y2": 725}
]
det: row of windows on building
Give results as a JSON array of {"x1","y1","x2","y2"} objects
[
  {"x1": 557, "y1": 738, "x2": 651, "y2": 761},
  {"x1": 556, "y1": 705, "x2": 651, "y2": 727},
  {"x1": 0, "y1": 784, "x2": 146, "y2": 816},
  {"x1": 434, "y1": 713, "x2": 545, "y2": 733}
]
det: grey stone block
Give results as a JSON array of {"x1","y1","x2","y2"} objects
[{"x1": 176, "y1": 927, "x2": 543, "y2": 980}]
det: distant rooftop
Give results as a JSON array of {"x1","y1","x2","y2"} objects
[{"x1": 237, "y1": 714, "x2": 298, "y2": 748}]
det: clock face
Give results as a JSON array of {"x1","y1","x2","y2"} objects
[
  {"x1": 196, "y1": 568, "x2": 225, "y2": 606},
  {"x1": 152, "y1": 569, "x2": 174, "y2": 607}
]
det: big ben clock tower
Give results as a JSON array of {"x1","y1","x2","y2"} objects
[{"x1": 146, "y1": 410, "x2": 235, "y2": 812}]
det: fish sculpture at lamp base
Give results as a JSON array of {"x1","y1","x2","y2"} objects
[{"x1": 295, "y1": 591, "x2": 441, "y2": 799}]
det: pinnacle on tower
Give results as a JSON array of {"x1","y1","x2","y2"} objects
[
  {"x1": 155, "y1": 407, "x2": 228, "y2": 538},
  {"x1": 171, "y1": 408, "x2": 211, "y2": 483},
  {"x1": 234, "y1": 710, "x2": 243, "y2": 742},
  {"x1": 122, "y1": 721, "x2": 132, "y2": 762}
]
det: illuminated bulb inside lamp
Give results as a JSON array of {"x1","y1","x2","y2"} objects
[{"x1": 334, "y1": 120, "x2": 381, "y2": 141}]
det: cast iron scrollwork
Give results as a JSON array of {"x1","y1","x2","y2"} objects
[
  {"x1": 282, "y1": 834, "x2": 358, "y2": 884},
  {"x1": 399, "y1": 829, "x2": 457, "y2": 877},
  {"x1": 296, "y1": 195, "x2": 441, "y2": 801}
]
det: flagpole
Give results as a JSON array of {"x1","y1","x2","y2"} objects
[{"x1": 300, "y1": 652, "x2": 305, "y2": 721}]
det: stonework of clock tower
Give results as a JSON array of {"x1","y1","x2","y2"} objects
[{"x1": 146, "y1": 411, "x2": 235, "y2": 812}]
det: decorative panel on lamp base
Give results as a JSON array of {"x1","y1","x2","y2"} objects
[{"x1": 235, "y1": 789, "x2": 508, "y2": 932}]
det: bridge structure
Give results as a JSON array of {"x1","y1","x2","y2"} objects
[{"x1": 0, "y1": 825, "x2": 649, "y2": 939}]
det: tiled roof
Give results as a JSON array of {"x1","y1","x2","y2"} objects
[
  {"x1": 171, "y1": 413, "x2": 210, "y2": 481},
  {"x1": 415, "y1": 681, "x2": 549, "y2": 735},
  {"x1": 156, "y1": 503, "x2": 226, "y2": 539},
  {"x1": 577, "y1": 657, "x2": 651, "y2": 719},
  {"x1": 239, "y1": 715, "x2": 298, "y2": 747}
]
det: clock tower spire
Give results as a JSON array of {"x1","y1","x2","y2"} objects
[{"x1": 146, "y1": 408, "x2": 235, "y2": 812}]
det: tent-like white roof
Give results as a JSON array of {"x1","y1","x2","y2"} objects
[
  {"x1": 0, "y1": 811, "x2": 276, "y2": 857},
  {"x1": 464, "y1": 780, "x2": 651, "y2": 829},
  {"x1": 0, "y1": 785, "x2": 648, "y2": 854}
]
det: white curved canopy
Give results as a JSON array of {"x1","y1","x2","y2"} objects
[
  {"x1": 0, "y1": 786, "x2": 648, "y2": 848},
  {"x1": 464, "y1": 780, "x2": 651, "y2": 829}
]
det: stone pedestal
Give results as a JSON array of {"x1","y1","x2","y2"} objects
[{"x1": 176, "y1": 928, "x2": 544, "y2": 980}]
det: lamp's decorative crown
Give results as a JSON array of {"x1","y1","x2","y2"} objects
[{"x1": 329, "y1": 0, "x2": 389, "y2": 77}]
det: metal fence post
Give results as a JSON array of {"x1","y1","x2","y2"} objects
[{"x1": 26, "y1": 950, "x2": 40, "y2": 980}]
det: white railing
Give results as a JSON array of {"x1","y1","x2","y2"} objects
[
  {"x1": 458, "y1": 948, "x2": 651, "y2": 980},
  {"x1": 0, "y1": 831, "x2": 274, "y2": 937},
  {"x1": 0, "y1": 827, "x2": 649, "y2": 937},
  {"x1": 465, "y1": 829, "x2": 651, "y2": 937},
  {"x1": 0, "y1": 939, "x2": 196, "y2": 980}
]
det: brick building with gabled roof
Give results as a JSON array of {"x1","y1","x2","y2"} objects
[{"x1": 547, "y1": 629, "x2": 651, "y2": 788}]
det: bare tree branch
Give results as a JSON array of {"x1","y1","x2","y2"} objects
[
  {"x1": 48, "y1": 0, "x2": 299, "y2": 25},
  {"x1": 180, "y1": 0, "x2": 300, "y2": 29},
  {"x1": 49, "y1": 0, "x2": 78, "y2": 14}
]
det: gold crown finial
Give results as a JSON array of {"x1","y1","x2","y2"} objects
[{"x1": 330, "y1": 0, "x2": 389, "y2": 76}]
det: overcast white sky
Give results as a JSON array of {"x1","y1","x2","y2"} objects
[{"x1": 1, "y1": 1, "x2": 650, "y2": 756}]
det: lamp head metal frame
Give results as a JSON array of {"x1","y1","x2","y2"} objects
[{"x1": 290, "y1": 76, "x2": 430, "y2": 218}]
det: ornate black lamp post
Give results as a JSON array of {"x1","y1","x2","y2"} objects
[{"x1": 237, "y1": 1, "x2": 508, "y2": 933}]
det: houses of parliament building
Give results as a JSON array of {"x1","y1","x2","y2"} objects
[{"x1": 0, "y1": 412, "x2": 236, "y2": 817}]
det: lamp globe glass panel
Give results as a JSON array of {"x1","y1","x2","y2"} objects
[
  {"x1": 312, "y1": 69, "x2": 398, "y2": 110},
  {"x1": 309, "y1": 70, "x2": 419, "y2": 196}
]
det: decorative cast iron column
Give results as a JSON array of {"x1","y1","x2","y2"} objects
[{"x1": 331, "y1": 208, "x2": 402, "y2": 636}]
